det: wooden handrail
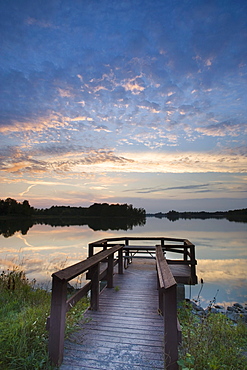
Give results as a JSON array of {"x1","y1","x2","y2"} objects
[
  {"x1": 90, "y1": 236, "x2": 193, "y2": 243},
  {"x1": 48, "y1": 244, "x2": 123, "y2": 366},
  {"x1": 48, "y1": 237, "x2": 196, "y2": 367},
  {"x1": 89, "y1": 237, "x2": 195, "y2": 257},
  {"x1": 156, "y1": 245, "x2": 181, "y2": 370},
  {"x1": 89, "y1": 237, "x2": 197, "y2": 283},
  {"x1": 53, "y1": 244, "x2": 123, "y2": 281},
  {"x1": 156, "y1": 245, "x2": 176, "y2": 290}
]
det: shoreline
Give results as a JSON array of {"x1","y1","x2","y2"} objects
[{"x1": 186, "y1": 299, "x2": 247, "y2": 323}]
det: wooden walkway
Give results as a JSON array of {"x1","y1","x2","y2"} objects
[{"x1": 60, "y1": 259, "x2": 164, "y2": 370}]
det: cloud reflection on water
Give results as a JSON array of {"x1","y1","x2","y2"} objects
[{"x1": 0, "y1": 220, "x2": 246, "y2": 306}]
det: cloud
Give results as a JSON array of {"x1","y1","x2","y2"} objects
[
  {"x1": 25, "y1": 17, "x2": 57, "y2": 29},
  {"x1": 19, "y1": 184, "x2": 37, "y2": 196},
  {"x1": 137, "y1": 100, "x2": 161, "y2": 113},
  {"x1": 196, "y1": 120, "x2": 247, "y2": 137},
  {"x1": 197, "y1": 259, "x2": 247, "y2": 283},
  {"x1": 2, "y1": 145, "x2": 246, "y2": 178},
  {"x1": 123, "y1": 180, "x2": 247, "y2": 197},
  {"x1": 133, "y1": 183, "x2": 211, "y2": 194},
  {"x1": 122, "y1": 76, "x2": 146, "y2": 94},
  {"x1": 0, "y1": 113, "x2": 68, "y2": 135},
  {"x1": 0, "y1": 145, "x2": 134, "y2": 175},
  {"x1": 69, "y1": 116, "x2": 93, "y2": 122},
  {"x1": 0, "y1": 0, "x2": 247, "y2": 210}
]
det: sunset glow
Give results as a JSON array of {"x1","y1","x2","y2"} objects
[{"x1": 0, "y1": 1, "x2": 246, "y2": 212}]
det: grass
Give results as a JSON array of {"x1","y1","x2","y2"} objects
[
  {"x1": 3, "y1": 269, "x2": 246, "y2": 370},
  {"x1": 0, "y1": 268, "x2": 89, "y2": 369},
  {"x1": 178, "y1": 301, "x2": 247, "y2": 370}
]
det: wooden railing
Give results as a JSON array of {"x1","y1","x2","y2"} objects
[
  {"x1": 47, "y1": 244, "x2": 123, "y2": 366},
  {"x1": 47, "y1": 236, "x2": 196, "y2": 367},
  {"x1": 156, "y1": 245, "x2": 181, "y2": 370},
  {"x1": 89, "y1": 236, "x2": 197, "y2": 283}
]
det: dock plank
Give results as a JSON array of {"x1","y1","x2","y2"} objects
[{"x1": 60, "y1": 259, "x2": 164, "y2": 370}]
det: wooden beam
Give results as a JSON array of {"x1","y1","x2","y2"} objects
[
  {"x1": 48, "y1": 276, "x2": 67, "y2": 366},
  {"x1": 53, "y1": 244, "x2": 123, "y2": 281},
  {"x1": 106, "y1": 254, "x2": 114, "y2": 288},
  {"x1": 90, "y1": 263, "x2": 100, "y2": 310},
  {"x1": 156, "y1": 245, "x2": 176, "y2": 290},
  {"x1": 156, "y1": 245, "x2": 179, "y2": 370},
  {"x1": 163, "y1": 284, "x2": 179, "y2": 369},
  {"x1": 66, "y1": 281, "x2": 91, "y2": 312}
]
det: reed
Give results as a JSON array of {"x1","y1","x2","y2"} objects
[
  {"x1": 178, "y1": 301, "x2": 247, "y2": 369},
  {"x1": 0, "y1": 268, "x2": 88, "y2": 369}
]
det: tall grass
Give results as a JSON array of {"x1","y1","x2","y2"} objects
[
  {"x1": 0, "y1": 268, "x2": 88, "y2": 369},
  {"x1": 178, "y1": 301, "x2": 247, "y2": 369}
]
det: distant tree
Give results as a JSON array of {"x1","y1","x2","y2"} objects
[
  {"x1": 22, "y1": 200, "x2": 32, "y2": 216},
  {"x1": 0, "y1": 198, "x2": 34, "y2": 216}
]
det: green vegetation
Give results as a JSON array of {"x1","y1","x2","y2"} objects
[
  {"x1": 0, "y1": 268, "x2": 89, "y2": 369},
  {"x1": 1, "y1": 270, "x2": 247, "y2": 369},
  {"x1": 178, "y1": 301, "x2": 247, "y2": 369}
]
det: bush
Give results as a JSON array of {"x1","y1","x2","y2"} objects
[
  {"x1": 178, "y1": 301, "x2": 247, "y2": 369},
  {"x1": 0, "y1": 268, "x2": 88, "y2": 369}
]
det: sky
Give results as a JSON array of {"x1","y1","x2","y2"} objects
[{"x1": 0, "y1": 0, "x2": 246, "y2": 213}]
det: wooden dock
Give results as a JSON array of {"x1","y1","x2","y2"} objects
[
  {"x1": 60, "y1": 259, "x2": 164, "y2": 369},
  {"x1": 48, "y1": 237, "x2": 197, "y2": 369}
]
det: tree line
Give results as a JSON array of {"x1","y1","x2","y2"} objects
[
  {"x1": 36, "y1": 202, "x2": 146, "y2": 219},
  {"x1": 0, "y1": 198, "x2": 146, "y2": 237},
  {"x1": 0, "y1": 198, "x2": 33, "y2": 216},
  {"x1": 151, "y1": 209, "x2": 247, "y2": 222},
  {"x1": 0, "y1": 198, "x2": 145, "y2": 218}
]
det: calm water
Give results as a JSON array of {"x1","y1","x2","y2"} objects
[{"x1": 0, "y1": 218, "x2": 246, "y2": 308}]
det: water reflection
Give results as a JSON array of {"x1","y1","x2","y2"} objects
[
  {"x1": 0, "y1": 216, "x2": 146, "y2": 238},
  {"x1": 0, "y1": 218, "x2": 246, "y2": 308}
]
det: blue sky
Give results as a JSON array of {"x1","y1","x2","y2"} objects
[{"x1": 0, "y1": 0, "x2": 246, "y2": 212}]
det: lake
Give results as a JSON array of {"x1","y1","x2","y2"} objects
[{"x1": 0, "y1": 217, "x2": 246, "y2": 308}]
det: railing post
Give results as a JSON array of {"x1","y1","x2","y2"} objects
[
  {"x1": 48, "y1": 275, "x2": 67, "y2": 366},
  {"x1": 90, "y1": 263, "x2": 100, "y2": 310},
  {"x1": 156, "y1": 245, "x2": 179, "y2": 370},
  {"x1": 88, "y1": 243, "x2": 94, "y2": 257},
  {"x1": 164, "y1": 285, "x2": 179, "y2": 370},
  {"x1": 107, "y1": 253, "x2": 114, "y2": 288},
  {"x1": 190, "y1": 244, "x2": 197, "y2": 283},
  {"x1": 161, "y1": 238, "x2": 164, "y2": 249},
  {"x1": 125, "y1": 239, "x2": 129, "y2": 256},
  {"x1": 118, "y1": 248, "x2": 123, "y2": 274},
  {"x1": 124, "y1": 239, "x2": 129, "y2": 268},
  {"x1": 183, "y1": 241, "x2": 188, "y2": 261},
  {"x1": 158, "y1": 284, "x2": 164, "y2": 314}
]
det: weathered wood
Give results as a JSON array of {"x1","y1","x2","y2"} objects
[
  {"x1": 118, "y1": 248, "x2": 123, "y2": 274},
  {"x1": 90, "y1": 263, "x2": 100, "y2": 310},
  {"x1": 124, "y1": 244, "x2": 184, "y2": 250},
  {"x1": 156, "y1": 245, "x2": 176, "y2": 291},
  {"x1": 48, "y1": 244, "x2": 124, "y2": 366},
  {"x1": 66, "y1": 281, "x2": 91, "y2": 312},
  {"x1": 156, "y1": 245, "x2": 179, "y2": 370},
  {"x1": 60, "y1": 260, "x2": 164, "y2": 370},
  {"x1": 167, "y1": 259, "x2": 194, "y2": 265},
  {"x1": 106, "y1": 253, "x2": 114, "y2": 288},
  {"x1": 49, "y1": 236, "x2": 197, "y2": 368},
  {"x1": 163, "y1": 284, "x2": 179, "y2": 370},
  {"x1": 53, "y1": 244, "x2": 123, "y2": 281},
  {"x1": 48, "y1": 276, "x2": 68, "y2": 366}
]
